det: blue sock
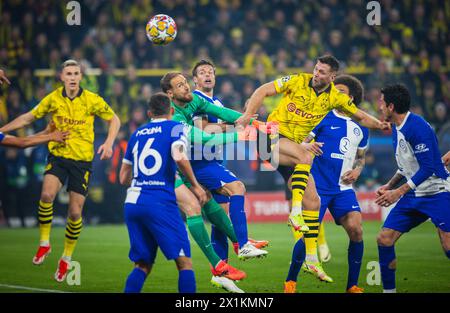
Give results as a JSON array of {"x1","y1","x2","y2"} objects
[
  {"x1": 211, "y1": 224, "x2": 229, "y2": 261},
  {"x1": 446, "y1": 250, "x2": 450, "y2": 259},
  {"x1": 229, "y1": 195, "x2": 248, "y2": 248},
  {"x1": 378, "y1": 245, "x2": 396, "y2": 290},
  {"x1": 286, "y1": 238, "x2": 306, "y2": 282},
  {"x1": 347, "y1": 240, "x2": 364, "y2": 289},
  {"x1": 124, "y1": 267, "x2": 147, "y2": 293},
  {"x1": 178, "y1": 269, "x2": 196, "y2": 293}
]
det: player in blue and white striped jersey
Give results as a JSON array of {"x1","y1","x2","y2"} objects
[
  {"x1": 375, "y1": 84, "x2": 450, "y2": 293},
  {"x1": 301, "y1": 75, "x2": 368, "y2": 292},
  {"x1": 119, "y1": 92, "x2": 206, "y2": 293}
]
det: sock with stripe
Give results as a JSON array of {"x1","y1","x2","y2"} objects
[
  {"x1": 202, "y1": 198, "x2": 238, "y2": 243},
  {"x1": 378, "y1": 245, "x2": 396, "y2": 291},
  {"x1": 303, "y1": 210, "x2": 320, "y2": 263},
  {"x1": 178, "y1": 269, "x2": 196, "y2": 293},
  {"x1": 291, "y1": 164, "x2": 311, "y2": 209},
  {"x1": 186, "y1": 215, "x2": 221, "y2": 267},
  {"x1": 124, "y1": 267, "x2": 147, "y2": 293},
  {"x1": 228, "y1": 195, "x2": 248, "y2": 248},
  {"x1": 38, "y1": 200, "x2": 53, "y2": 246},
  {"x1": 286, "y1": 237, "x2": 306, "y2": 282},
  {"x1": 63, "y1": 217, "x2": 83, "y2": 259},
  {"x1": 347, "y1": 240, "x2": 364, "y2": 289}
]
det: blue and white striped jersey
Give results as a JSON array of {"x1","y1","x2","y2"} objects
[
  {"x1": 192, "y1": 89, "x2": 225, "y2": 163},
  {"x1": 123, "y1": 119, "x2": 188, "y2": 204},
  {"x1": 310, "y1": 110, "x2": 369, "y2": 193},
  {"x1": 392, "y1": 111, "x2": 450, "y2": 197}
]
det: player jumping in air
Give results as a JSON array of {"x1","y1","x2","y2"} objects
[
  {"x1": 0, "y1": 60, "x2": 121, "y2": 282},
  {"x1": 235, "y1": 55, "x2": 390, "y2": 293},
  {"x1": 375, "y1": 84, "x2": 450, "y2": 293},
  {"x1": 120, "y1": 93, "x2": 199, "y2": 293}
]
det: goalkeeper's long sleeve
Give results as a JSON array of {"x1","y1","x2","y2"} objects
[{"x1": 189, "y1": 125, "x2": 238, "y2": 146}]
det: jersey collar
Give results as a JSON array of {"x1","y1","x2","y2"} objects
[
  {"x1": 309, "y1": 79, "x2": 332, "y2": 96},
  {"x1": 332, "y1": 109, "x2": 351, "y2": 120},
  {"x1": 151, "y1": 118, "x2": 168, "y2": 122},
  {"x1": 194, "y1": 89, "x2": 216, "y2": 102},
  {"x1": 397, "y1": 111, "x2": 411, "y2": 130},
  {"x1": 62, "y1": 87, "x2": 83, "y2": 99}
]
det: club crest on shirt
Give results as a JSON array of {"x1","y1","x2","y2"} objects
[
  {"x1": 353, "y1": 127, "x2": 361, "y2": 136},
  {"x1": 399, "y1": 139, "x2": 407, "y2": 152}
]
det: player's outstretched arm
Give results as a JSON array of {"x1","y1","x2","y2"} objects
[
  {"x1": 1, "y1": 130, "x2": 69, "y2": 148},
  {"x1": 97, "y1": 114, "x2": 121, "y2": 160},
  {"x1": 0, "y1": 112, "x2": 36, "y2": 133},
  {"x1": 235, "y1": 82, "x2": 278, "y2": 128},
  {"x1": 172, "y1": 143, "x2": 207, "y2": 205},
  {"x1": 350, "y1": 110, "x2": 390, "y2": 131}
]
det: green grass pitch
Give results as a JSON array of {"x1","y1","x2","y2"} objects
[{"x1": 0, "y1": 221, "x2": 448, "y2": 293}]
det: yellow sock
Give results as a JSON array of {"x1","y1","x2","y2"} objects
[
  {"x1": 291, "y1": 164, "x2": 311, "y2": 207},
  {"x1": 63, "y1": 217, "x2": 83, "y2": 259},
  {"x1": 38, "y1": 201, "x2": 53, "y2": 244},
  {"x1": 303, "y1": 210, "x2": 319, "y2": 259},
  {"x1": 291, "y1": 227, "x2": 303, "y2": 241},
  {"x1": 317, "y1": 222, "x2": 327, "y2": 246}
]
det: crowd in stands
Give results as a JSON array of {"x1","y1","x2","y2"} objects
[{"x1": 0, "y1": 0, "x2": 448, "y2": 224}]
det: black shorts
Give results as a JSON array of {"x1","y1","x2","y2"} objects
[{"x1": 44, "y1": 154, "x2": 92, "y2": 196}]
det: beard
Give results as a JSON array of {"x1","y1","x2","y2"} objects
[
  {"x1": 312, "y1": 79, "x2": 327, "y2": 90},
  {"x1": 174, "y1": 92, "x2": 193, "y2": 104}
]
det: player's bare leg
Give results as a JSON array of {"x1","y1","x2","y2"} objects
[
  {"x1": 437, "y1": 228, "x2": 450, "y2": 259},
  {"x1": 377, "y1": 228, "x2": 402, "y2": 293},
  {"x1": 217, "y1": 181, "x2": 268, "y2": 259},
  {"x1": 176, "y1": 184, "x2": 246, "y2": 281},
  {"x1": 55, "y1": 191, "x2": 85, "y2": 282},
  {"x1": 340, "y1": 211, "x2": 364, "y2": 292},
  {"x1": 33, "y1": 174, "x2": 63, "y2": 265}
]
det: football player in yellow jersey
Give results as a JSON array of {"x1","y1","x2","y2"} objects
[
  {"x1": 0, "y1": 60, "x2": 121, "y2": 282},
  {"x1": 235, "y1": 55, "x2": 390, "y2": 292}
]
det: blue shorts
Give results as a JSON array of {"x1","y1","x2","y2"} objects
[
  {"x1": 124, "y1": 200, "x2": 191, "y2": 264},
  {"x1": 318, "y1": 189, "x2": 361, "y2": 225},
  {"x1": 383, "y1": 192, "x2": 450, "y2": 233},
  {"x1": 212, "y1": 192, "x2": 230, "y2": 204},
  {"x1": 191, "y1": 161, "x2": 237, "y2": 192}
]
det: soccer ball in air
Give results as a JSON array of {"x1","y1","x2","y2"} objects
[{"x1": 146, "y1": 14, "x2": 177, "y2": 45}]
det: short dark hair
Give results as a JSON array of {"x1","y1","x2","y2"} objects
[
  {"x1": 160, "y1": 72, "x2": 183, "y2": 93},
  {"x1": 317, "y1": 55, "x2": 340, "y2": 72},
  {"x1": 148, "y1": 92, "x2": 171, "y2": 116},
  {"x1": 334, "y1": 74, "x2": 364, "y2": 106},
  {"x1": 192, "y1": 59, "x2": 216, "y2": 77},
  {"x1": 381, "y1": 84, "x2": 410, "y2": 114}
]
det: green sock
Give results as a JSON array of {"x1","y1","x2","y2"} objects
[
  {"x1": 186, "y1": 215, "x2": 221, "y2": 267},
  {"x1": 202, "y1": 199, "x2": 238, "y2": 243}
]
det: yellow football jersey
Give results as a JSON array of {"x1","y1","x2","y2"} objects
[
  {"x1": 31, "y1": 87, "x2": 115, "y2": 162},
  {"x1": 267, "y1": 73, "x2": 359, "y2": 143}
]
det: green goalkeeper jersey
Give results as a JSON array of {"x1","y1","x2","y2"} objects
[{"x1": 171, "y1": 93, "x2": 245, "y2": 145}]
